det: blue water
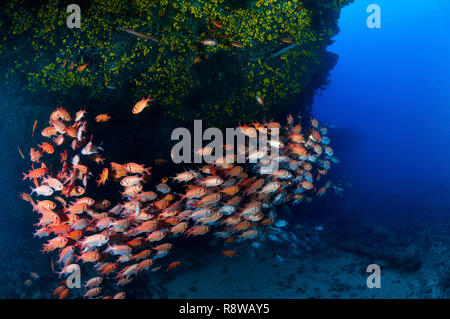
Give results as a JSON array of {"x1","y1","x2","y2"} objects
[{"x1": 314, "y1": 0, "x2": 450, "y2": 222}]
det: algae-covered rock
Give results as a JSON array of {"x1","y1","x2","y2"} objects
[{"x1": 0, "y1": 0, "x2": 353, "y2": 127}]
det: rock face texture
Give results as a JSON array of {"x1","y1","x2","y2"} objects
[{"x1": 0, "y1": 0, "x2": 353, "y2": 129}]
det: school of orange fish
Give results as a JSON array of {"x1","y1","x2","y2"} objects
[{"x1": 20, "y1": 106, "x2": 337, "y2": 299}]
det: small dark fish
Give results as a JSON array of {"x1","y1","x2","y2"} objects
[
  {"x1": 155, "y1": 159, "x2": 168, "y2": 166},
  {"x1": 32, "y1": 120, "x2": 38, "y2": 137},
  {"x1": 211, "y1": 20, "x2": 223, "y2": 28},
  {"x1": 51, "y1": 256, "x2": 55, "y2": 273},
  {"x1": 121, "y1": 28, "x2": 159, "y2": 43},
  {"x1": 18, "y1": 145, "x2": 25, "y2": 159}
]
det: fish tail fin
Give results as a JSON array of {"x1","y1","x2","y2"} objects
[
  {"x1": 31, "y1": 201, "x2": 38, "y2": 212},
  {"x1": 41, "y1": 245, "x2": 49, "y2": 254},
  {"x1": 190, "y1": 200, "x2": 199, "y2": 209}
]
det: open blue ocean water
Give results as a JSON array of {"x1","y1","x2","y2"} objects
[
  {"x1": 314, "y1": 0, "x2": 450, "y2": 226},
  {"x1": 0, "y1": 0, "x2": 448, "y2": 299}
]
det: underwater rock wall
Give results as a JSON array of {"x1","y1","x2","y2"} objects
[{"x1": 0, "y1": 0, "x2": 353, "y2": 129}]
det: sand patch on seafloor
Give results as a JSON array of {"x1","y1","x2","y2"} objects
[{"x1": 163, "y1": 241, "x2": 447, "y2": 299}]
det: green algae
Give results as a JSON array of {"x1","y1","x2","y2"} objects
[{"x1": 0, "y1": 0, "x2": 353, "y2": 127}]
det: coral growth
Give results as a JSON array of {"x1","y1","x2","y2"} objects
[{"x1": 0, "y1": 0, "x2": 353, "y2": 127}]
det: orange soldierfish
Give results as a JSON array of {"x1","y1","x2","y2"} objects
[
  {"x1": 220, "y1": 185, "x2": 239, "y2": 196},
  {"x1": 53, "y1": 285, "x2": 66, "y2": 296},
  {"x1": 66, "y1": 230, "x2": 83, "y2": 241},
  {"x1": 52, "y1": 120, "x2": 67, "y2": 134},
  {"x1": 211, "y1": 19, "x2": 223, "y2": 28},
  {"x1": 310, "y1": 129, "x2": 322, "y2": 143},
  {"x1": 182, "y1": 187, "x2": 207, "y2": 200},
  {"x1": 200, "y1": 39, "x2": 217, "y2": 46},
  {"x1": 289, "y1": 143, "x2": 308, "y2": 156},
  {"x1": 153, "y1": 243, "x2": 173, "y2": 253},
  {"x1": 60, "y1": 150, "x2": 68, "y2": 163},
  {"x1": 120, "y1": 175, "x2": 143, "y2": 187},
  {"x1": 64, "y1": 203, "x2": 88, "y2": 214},
  {"x1": 113, "y1": 292, "x2": 126, "y2": 299},
  {"x1": 95, "y1": 114, "x2": 111, "y2": 122},
  {"x1": 185, "y1": 225, "x2": 210, "y2": 237},
  {"x1": 127, "y1": 237, "x2": 145, "y2": 248},
  {"x1": 77, "y1": 64, "x2": 88, "y2": 72},
  {"x1": 35, "y1": 200, "x2": 57, "y2": 211},
  {"x1": 84, "y1": 287, "x2": 102, "y2": 298},
  {"x1": 17, "y1": 145, "x2": 25, "y2": 159},
  {"x1": 84, "y1": 277, "x2": 103, "y2": 288},
  {"x1": 193, "y1": 56, "x2": 201, "y2": 64},
  {"x1": 19, "y1": 192, "x2": 33, "y2": 203},
  {"x1": 132, "y1": 249, "x2": 152, "y2": 261},
  {"x1": 42, "y1": 237, "x2": 68, "y2": 253},
  {"x1": 96, "y1": 168, "x2": 109, "y2": 187},
  {"x1": 310, "y1": 117, "x2": 319, "y2": 128},
  {"x1": 146, "y1": 230, "x2": 166, "y2": 242},
  {"x1": 234, "y1": 221, "x2": 252, "y2": 231},
  {"x1": 172, "y1": 171, "x2": 195, "y2": 183},
  {"x1": 51, "y1": 107, "x2": 71, "y2": 121},
  {"x1": 99, "y1": 263, "x2": 118, "y2": 275},
  {"x1": 132, "y1": 95, "x2": 153, "y2": 114},
  {"x1": 287, "y1": 114, "x2": 294, "y2": 125},
  {"x1": 90, "y1": 154, "x2": 105, "y2": 165},
  {"x1": 23, "y1": 167, "x2": 48, "y2": 180},
  {"x1": 137, "y1": 259, "x2": 153, "y2": 272},
  {"x1": 256, "y1": 95, "x2": 264, "y2": 106},
  {"x1": 154, "y1": 158, "x2": 168, "y2": 166},
  {"x1": 76, "y1": 250, "x2": 101, "y2": 263},
  {"x1": 123, "y1": 162, "x2": 151, "y2": 174},
  {"x1": 74, "y1": 109, "x2": 87, "y2": 122},
  {"x1": 221, "y1": 250, "x2": 237, "y2": 257},
  {"x1": 38, "y1": 142, "x2": 54, "y2": 154},
  {"x1": 41, "y1": 126, "x2": 58, "y2": 137},
  {"x1": 32, "y1": 120, "x2": 38, "y2": 137},
  {"x1": 166, "y1": 260, "x2": 181, "y2": 271},
  {"x1": 58, "y1": 287, "x2": 70, "y2": 299},
  {"x1": 53, "y1": 134, "x2": 65, "y2": 146},
  {"x1": 238, "y1": 229, "x2": 258, "y2": 240},
  {"x1": 29, "y1": 148, "x2": 43, "y2": 163},
  {"x1": 292, "y1": 124, "x2": 302, "y2": 134},
  {"x1": 50, "y1": 224, "x2": 71, "y2": 235},
  {"x1": 170, "y1": 222, "x2": 188, "y2": 235}
]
